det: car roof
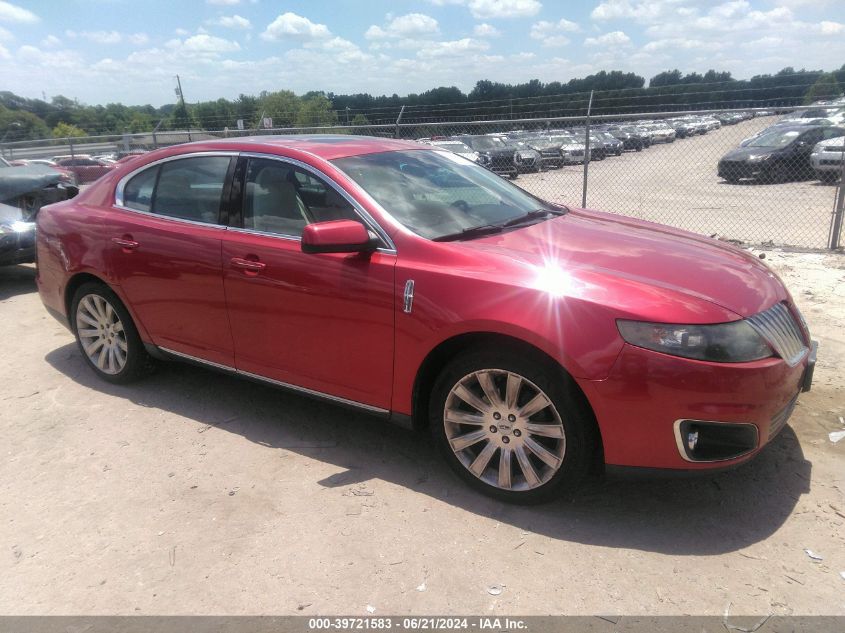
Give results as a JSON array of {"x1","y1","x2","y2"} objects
[{"x1": 161, "y1": 134, "x2": 427, "y2": 161}]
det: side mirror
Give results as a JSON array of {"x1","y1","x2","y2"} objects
[{"x1": 301, "y1": 220, "x2": 379, "y2": 254}]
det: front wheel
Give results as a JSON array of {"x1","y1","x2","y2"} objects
[
  {"x1": 71, "y1": 282, "x2": 154, "y2": 384},
  {"x1": 429, "y1": 349, "x2": 595, "y2": 504}
]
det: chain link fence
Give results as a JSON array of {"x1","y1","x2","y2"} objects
[{"x1": 3, "y1": 106, "x2": 844, "y2": 249}]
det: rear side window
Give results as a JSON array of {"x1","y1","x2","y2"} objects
[
  {"x1": 123, "y1": 166, "x2": 159, "y2": 212},
  {"x1": 151, "y1": 156, "x2": 231, "y2": 224}
]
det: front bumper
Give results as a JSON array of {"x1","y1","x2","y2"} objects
[
  {"x1": 579, "y1": 341, "x2": 814, "y2": 470},
  {"x1": 811, "y1": 154, "x2": 844, "y2": 172}
]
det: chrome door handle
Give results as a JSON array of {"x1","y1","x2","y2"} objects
[
  {"x1": 230, "y1": 257, "x2": 266, "y2": 272},
  {"x1": 111, "y1": 237, "x2": 139, "y2": 250}
]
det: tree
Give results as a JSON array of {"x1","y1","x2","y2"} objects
[
  {"x1": 52, "y1": 122, "x2": 87, "y2": 138},
  {"x1": 649, "y1": 70, "x2": 683, "y2": 88},
  {"x1": 351, "y1": 114, "x2": 370, "y2": 126},
  {"x1": 804, "y1": 73, "x2": 842, "y2": 104},
  {"x1": 170, "y1": 101, "x2": 195, "y2": 130},
  {"x1": 295, "y1": 95, "x2": 338, "y2": 127},
  {"x1": 260, "y1": 90, "x2": 300, "y2": 128}
]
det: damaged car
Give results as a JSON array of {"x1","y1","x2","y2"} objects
[{"x1": 0, "y1": 156, "x2": 79, "y2": 265}]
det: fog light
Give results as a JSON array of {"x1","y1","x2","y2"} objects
[
  {"x1": 674, "y1": 420, "x2": 759, "y2": 462},
  {"x1": 687, "y1": 431, "x2": 699, "y2": 452}
]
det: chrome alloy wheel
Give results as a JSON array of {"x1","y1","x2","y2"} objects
[
  {"x1": 75, "y1": 294, "x2": 128, "y2": 375},
  {"x1": 443, "y1": 369, "x2": 566, "y2": 491}
]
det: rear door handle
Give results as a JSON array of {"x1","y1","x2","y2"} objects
[
  {"x1": 230, "y1": 257, "x2": 266, "y2": 273},
  {"x1": 111, "y1": 237, "x2": 139, "y2": 250}
]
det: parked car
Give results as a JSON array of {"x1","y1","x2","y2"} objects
[
  {"x1": 0, "y1": 156, "x2": 79, "y2": 265},
  {"x1": 426, "y1": 140, "x2": 480, "y2": 164},
  {"x1": 52, "y1": 155, "x2": 116, "y2": 184},
  {"x1": 36, "y1": 135, "x2": 816, "y2": 503},
  {"x1": 718, "y1": 125, "x2": 845, "y2": 183},
  {"x1": 8, "y1": 158, "x2": 78, "y2": 186},
  {"x1": 810, "y1": 135, "x2": 845, "y2": 183},
  {"x1": 522, "y1": 136, "x2": 565, "y2": 168},
  {"x1": 508, "y1": 140, "x2": 541, "y2": 173},
  {"x1": 595, "y1": 131, "x2": 623, "y2": 156},
  {"x1": 605, "y1": 126, "x2": 645, "y2": 151},
  {"x1": 454, "y1": 135, "x2": 518, "y2": 179}
]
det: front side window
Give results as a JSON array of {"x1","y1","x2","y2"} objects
[
  {"x1": 242, "y1": 158, "x2": 359, "y2": 237},
  {"x1": 151, "y1": 156, "x2": 231, "y2": 223},
  {"x1": 333, "y1": 149, "x2": 556, "y2": 240}
]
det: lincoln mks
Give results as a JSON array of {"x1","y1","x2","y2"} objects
[{"x1": 36, "y1": 136, "x2": 816, "y2": 503}]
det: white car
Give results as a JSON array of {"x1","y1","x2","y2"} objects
[
  {"x1": 810, "y1": 135, "x2": 845, "y2": 182},
  {"x1": 427, "y1": 140, "x2": 480, "y2": 164}
]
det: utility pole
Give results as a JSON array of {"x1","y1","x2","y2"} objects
[
  {"x1": 345, "y1": 106, "x2": 350, "y2": 126},
  {"x1": 175, "y1": 75, "x2": 186, "y2": 107}
]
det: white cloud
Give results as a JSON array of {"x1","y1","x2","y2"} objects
[
  {"x1": 304, "y1": 36, "x2": 372, "y2": 64},
  {"x1": 820, "y1": 21, "x2": 844, "y2": 35},
  {"x1": 39, "y1": 34, "x2": 60, "y2": 47},
  {"x1": 530, "y1": 19, "x2": 580, "y2": 47},
  {"x1": 207, "y1": 0, "x2": 240, "y2": 5},
  {"x1": 585, "y1": 31, "x2": 631, "y2": 46},
  {"x1": 167, "y1": 34, "x2": 241, "y2": 54},
  {"x1": 0, "y1": 1, "x2": 38, "y2": 24},
  {"x1": 0, "y1": 24, "x2": 12, "y2": 41},
  {"x1": 467, "y1": 0, "x2": 541, "y2": 19},
  {"x1": 261, "y1": 12, "x2": 331, "y2": 42},
  {"x1": 473, "y1": 23, "x2": 501, "y2": 37},
  {"x1": 416, "y1": 37, "x2": 489, "y2": 58},
  {"x1": 365, "y1": 13, "x2": 440, "y2": 40},
  {"x1": 65, "y1": 30, "x2": 149, "y2": 46},
  {"x1": 211, "y1": 15, "x2": 251, "y2": 30},
  {"x1": 591, "y1": 0, "x2": 691, "y2": 22}
]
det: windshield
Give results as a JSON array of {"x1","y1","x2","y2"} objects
[
  {"x1": 466, "y1": 136, "x2": 505, "y2": 150},
  {"x1": 435, "y1": 142, "x2": 471, "y2": 153},
  {"x1": 747, "y1": 129, "x2": 802, "y2": 148},
  {"x1": 332, "y1": 149, "x2": 557, "y2": 240}
]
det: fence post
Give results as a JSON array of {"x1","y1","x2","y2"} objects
[
  {"x1": 69, "y1": 139, "x2": 75, "y2": 158},
  {"x1": 829, "y1": 155, "x2": 845, "y2": 249},
  {"x1": 581, "y1": 90, "x2": 594, "y2": 209},
  {"x1": 394, "y1": 105, "x2": 405, "y2": 139}
]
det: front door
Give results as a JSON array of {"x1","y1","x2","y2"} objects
[{"x1": 221, "y1": 156, "x2": 396, "y2": 410}]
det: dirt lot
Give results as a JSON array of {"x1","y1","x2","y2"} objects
[
  {"x1": 0, "y1": 247, "x2": 843, "y2": 616},
  {"x1": 517, "y1": 117, "x2": 841, "y2": 249}
]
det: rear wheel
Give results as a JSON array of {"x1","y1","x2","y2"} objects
[
  {"x1": 429, "y1": 348, "x2": 594, "y2": 504},
  {"x1": 71, "y1": 282, "x2": 154, "y2": 384}
]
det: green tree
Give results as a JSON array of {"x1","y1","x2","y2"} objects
[
  {"x1": 260, "y1": 90, "x2": 300, "y2": 128},
  {"x1": 804, "y1": 73, "x2": 842, "y2": 104},
  {"x1": 295, "y1": 95, "x2": 337, "y2": 127},
  {"x1": 351, "y1": 114, "x2": 370, "y2": 126},
  {"x1": 52, "y1": 121, "x2": 87, "y2": 138}
]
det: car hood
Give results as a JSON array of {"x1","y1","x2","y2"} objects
[
  {"x1": 0, "y1": 165, "x2": 64, "y2": 201},
  {"x1": 455, "y1": 209, "x2": 785, "y2": 320},
  {"x1": 720, "y1": 146, "x2": 778, "y2": 161}
]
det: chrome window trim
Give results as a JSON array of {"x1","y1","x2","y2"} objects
[
  {"x1": 238, "y1": 152, "x2": 397, "y2": 253},
  {"x1": 114, "y1": 151, "x2": 239, "y2": 209},
  {"x1": 158, "y1": 346, "x2": 389, "y2": 415}
]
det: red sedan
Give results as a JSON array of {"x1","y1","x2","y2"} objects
[
  {"x1": 52, "y1": 155, "x2": 115, "y2": 184},
  {"x1": 35, "y1": 136, "x2": 816, "y2": 503}
]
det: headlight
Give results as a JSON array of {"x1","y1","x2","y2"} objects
[
  {"x1": 0, "y1": 220, "x2": 36, "y2": 235},
  {"x1": 747, "y1": 154, "x2": 771, "y2": 162},
  {"x1": 617, "y1": 319, "x2": 773, "y2": 363}
]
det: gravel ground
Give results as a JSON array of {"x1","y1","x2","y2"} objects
[
  {"x1": 517, "y1": 117, "x2": 842, "y2": 249},
  {"x1": 0, "y1": 247, "x2": 843, "y2": 616}
]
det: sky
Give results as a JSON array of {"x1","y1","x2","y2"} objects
[{"x1": 0, "y1": 0, "x2": 843, "y2": 107}]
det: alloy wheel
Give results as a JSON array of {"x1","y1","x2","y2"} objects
[
  {"x1": 443, "y1": 369, "x2": 566, "y2": 491},
  {"x1": 75, "y1": 293, "x2": 128, "y2": 375}
]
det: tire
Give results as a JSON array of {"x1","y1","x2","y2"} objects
[
  {"x1": 818, "y1": 171, "x2": 839, "y2": 184},
  {"x1": 762, "y1": 162, "x2": 789, "y2": 184},
  {"x1": 70, "y1": 282, "x2": 155, "y2": 384},
  {"x1": 429, "y1": 347, "x2": 595, "y2": 504}
]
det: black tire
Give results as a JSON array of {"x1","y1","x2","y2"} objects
[
  {"x1": 429, "y1": 347, "x2": 595, "y2": 504},
  {"x1": 70, "y1": 282, "x2": 155, "y2": 384},
  {"x1": 818, "y1": 171, "x2": 839, "y2": 184},
  {"x1": 762, "y1": 162, "x2": 789, "y2": 184}
]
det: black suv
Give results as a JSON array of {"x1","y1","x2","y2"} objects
[{"x1": 455, "y1": 135, "x2": 519, "y2": 179}]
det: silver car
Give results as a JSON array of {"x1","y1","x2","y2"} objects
[{"x1": 810, "y1": 135, "x2": 844, "y2": 182}]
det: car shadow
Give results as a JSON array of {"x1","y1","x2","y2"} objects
[
  {"x1": 45, "y1": 343, "x2": 811, "y2": 556},
  {"x1": 0, "y1": 264, "x2": 37, "y2": 301}
]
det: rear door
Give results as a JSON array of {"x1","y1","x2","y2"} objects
[{"x1": 103, "y1": 154, "x2": 237, "y2": 366}]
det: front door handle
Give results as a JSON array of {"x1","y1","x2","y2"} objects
[
  {"x1": 230, "y1": 257, "x2": 266, "y2": 274},
  {"x1": 111, "y1": 236, "x2": 139, "y2": 251}
]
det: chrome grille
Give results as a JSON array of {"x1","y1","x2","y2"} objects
[
  {"x1": 747, "y1": 302, "x2": 808, "y2": 366},
  {"x1": 769, "y1": 394, "x2": 798, "y2": 440}
]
